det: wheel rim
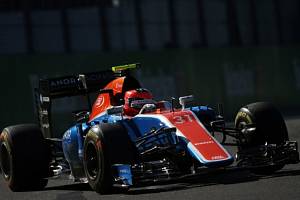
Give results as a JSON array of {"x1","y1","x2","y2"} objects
[
  {"x1": 236, "y1": 121, "x2": 249, "y2": 148},
  {"x1": 0, "y1": 143, "x2": 11, "y2": 179},
  {"x1": 85, "y1": 142, "x2": 100, "y2": 180},
  {"x1": 237, "y1": 121, "x2": 247, "y2": 129}
]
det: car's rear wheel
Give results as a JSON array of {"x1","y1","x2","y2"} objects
[
  {"x1": 0, "y1": 124, "x2": 50, "y2": 191},
  {"x1": 235, "y1": 102, "x2": 288, "y2": 174}
]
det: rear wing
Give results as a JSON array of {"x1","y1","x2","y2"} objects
[
  {"x1": 39, "y1": 63, "x2": 140, "y2": 98},
  {"x1": 39, "y1": 70, "x2": 114, "y2": 98},
  {"x1": 35, "y1": 63, "x2": 140, "y2": 138}
]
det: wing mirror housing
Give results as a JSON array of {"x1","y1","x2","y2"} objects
[
  {"x1": 139, "y1": 103, "x2": 157, "y2": 114},
  {"x1": 179, "y1": 95, "x2": 194, "y2": 110}
]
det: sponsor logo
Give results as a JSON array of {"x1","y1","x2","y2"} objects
[
  {"x1": 235, "y1": 111, "x2": 253, "y2": 124},
  {"x1": 87, "y1": 73, "x2": 110, "y2": 82},
  {"x1": 39, "y1": 94, "x2": 50, "y2": 103},
  {"x1": 2, "y1": 132, "x2": 8, "y2": 141},
  {"x1": 0, "y1": 132, "x2": 4, "y2": 141},
  {"x1": 50, "y1": 78, "x2": 77, "y2": 88},
  {"x1": 172, "y1": 114, "x2": 193, "y2": 124},
  {"x1": 96, "y1": 139, "x2": 102, "y2": 149},
  {"x1": 211, "y1": 155, "x2": 225, "y2": 160},
  {"x1": 95, "y1": 96, "x2": 105, "y2": 108},
  {"x1": 115, "y1": 82, "x2": 123, "y2": 90},
  {"x1": 119, "y1": 169, "x2": 130, "y2": 174},
  {"x1": 1, "y1": 132, "x2": 11, "y2": 153},
  {"x1": 194, "y1": 141, "x2": 214, "y2": 145}
]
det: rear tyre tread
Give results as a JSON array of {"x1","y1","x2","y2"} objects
[{"x1": 0, "y1": 124, "x2": 50, "y2": 191}]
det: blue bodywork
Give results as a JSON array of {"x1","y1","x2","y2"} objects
[{"x1": 62, "y1": 105, "x2": 232, "y2": 184}]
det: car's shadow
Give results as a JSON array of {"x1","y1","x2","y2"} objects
[
  {"x1": 128, "y1": 168, "x2": 300, "y2": 195},
  {"x1": 45, "y1": 183, "x2": 92, "y2": 192},
  {"x1": 44, "y1": 167, "x2": 300, "y2": 195}
]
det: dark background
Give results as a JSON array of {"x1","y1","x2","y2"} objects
[
  {"x1": 1, "y1": 1, "x2": 300, "y2": 199},
  {"x1": 0, "y1": 0, "x2": 300, "y2": 131}
]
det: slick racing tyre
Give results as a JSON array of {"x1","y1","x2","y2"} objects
[
  {"x1": 83, "y1": 123, "x2": 135, "y2": 194},
  {"x1": 235, "y1": 102, "x2": 289, "y2": 174},
  {"x1": 0, "y1": 124, "x2": 50, "y2": 191}
]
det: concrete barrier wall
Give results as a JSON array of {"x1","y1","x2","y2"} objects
[{"x1": 0, "y1": 47, "x2": 300, "y2": 130}]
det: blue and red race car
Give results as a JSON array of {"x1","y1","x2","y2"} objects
[{"x1": 0, "y1": 64, "x2": 299, "y2": 193}]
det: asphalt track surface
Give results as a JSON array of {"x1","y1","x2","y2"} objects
[{"x1": 1, "y1": 117, "x2": 300, "y2": 200}]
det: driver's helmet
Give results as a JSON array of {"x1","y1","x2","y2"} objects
[{"x1": 123, "y1": 88, "x2": 154, "y2": 116}]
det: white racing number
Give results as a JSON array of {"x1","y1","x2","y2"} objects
[{"x1": 173, "y1": 114, "x2": 193, "y2": 124}]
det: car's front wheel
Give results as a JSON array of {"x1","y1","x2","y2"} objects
[
  {"x1": 83, "y1": 123, "x2": 136, "y2": 194},
  {"x1": 235, "y1": 102, "x2": 289, "y2": 174},
  {"x1": 83, "y1": 127, "x2": 113, "y2": 194}
]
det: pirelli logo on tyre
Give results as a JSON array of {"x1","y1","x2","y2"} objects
[
  {"x1": 0, "y1": 131, "x2": 12, "y2": 155},
  {"x1": 0, "y1": 131, "x2": 9, "y2": 143},
  {"x1": 88, "y1": 130, "x2": 99, "y2": 142},
  {"x1": 235, "y1": 111, "x2": 253, "y2": 124},
  {"x1": 0, "y1": 132, "x2": 4, "y2": 141}
]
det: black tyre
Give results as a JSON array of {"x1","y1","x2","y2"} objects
[
  {"x1": 235, "y1": 102, "x2": 288, "y2": 174},
  {"x1": 0, "y1": 124, "x2": 50, "y2": 191},
  {"x1": 83, "y1": 123, "x2": 136, "y2": 194}
]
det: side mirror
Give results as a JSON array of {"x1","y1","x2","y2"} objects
[
  {"x1": 106, "y1": 105, "x2": 124, "y2": 115},
  {"x1": 139, "y1": 104, "x2": 156, "y2": 114},
  {"x1": 179, "y1": 95, "x2": 194, "y2": 110}
]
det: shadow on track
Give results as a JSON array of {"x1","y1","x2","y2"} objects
[
  {"x1": 127, "y1": 168, "x2": 300, "y2": 195},
  {"x1": 43, "y1": 167, "x2": 300, "y2": 195},
  {"x1": 257, "y1": 168, "x2": 300, "y2": 180},
  {"x1": 45, "y1": 183, "x2": 92, "y2": 192}
]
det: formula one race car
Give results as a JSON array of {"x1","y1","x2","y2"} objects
[{"x1": 0, "y1": 64, "x2": 299, "y2": 193}]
